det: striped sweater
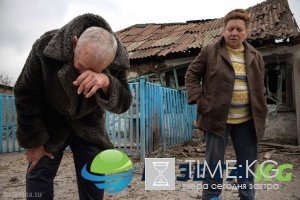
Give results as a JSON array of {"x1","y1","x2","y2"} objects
[{"x1": 226, "y1": 45, "x2": 252, "y2": 124}]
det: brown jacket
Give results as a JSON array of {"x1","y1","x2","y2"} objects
[{"x1": 185, "y1": 37, "x2": 267, "y2": 141}]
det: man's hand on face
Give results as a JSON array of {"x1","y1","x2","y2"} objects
[
  {"x1": 25, "y1": 145, "x2": 54, "y2": 173},
  {"x1": 73, "y1": 70, "x2": 110, "y2": 98}
]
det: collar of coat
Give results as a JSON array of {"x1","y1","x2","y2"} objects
[
  {"x1": 216, "y1": 36, "x2": 257, "y2": 67},
  {"x1": 43, "y1": 13, "x2": 113, "y2": 63}
]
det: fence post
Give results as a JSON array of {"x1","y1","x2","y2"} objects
[
  {"x1": 12, "y1": 96, "x2": 16, "y2": 151},
  {"x1": 5, "y1": 96, "x2": 9, "y2": 153},
  {"x1": 160, "y1": 87, "x2": 166, "y2": 152},
  {"x1": 145, "y1": 82, "x2": 149, "y2": 153},
  {"x1": 135, "y1": 83, "x2": 139, "y2": 155},
  {"x1": 139, "y1": 77, "x2": 146, "y2": 161},
  {"x1": 129, "y1": 84, "x2": 133, "y2": 154},
  {"x1": 118, "y1": 114, "x2": 121, "y2": 150}
]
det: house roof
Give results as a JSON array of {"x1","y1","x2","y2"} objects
[
  {"x1": 0, "y1": 83, "x2": 13, "y2": 90},
  {"x1": 117, "y1": 0, "x2": 299, "y2": 60}
]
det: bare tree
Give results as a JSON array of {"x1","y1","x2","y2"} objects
[{"x1": 0, "y1": 72, "x2": 13, "y2": 86}]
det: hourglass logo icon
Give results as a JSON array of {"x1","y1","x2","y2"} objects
[
  {"x1": 153, "y1": 162, "x2": 169, "y2": 186},
  {"x1": 145, "y1": 158, "x2": 175, "y2": 190}
]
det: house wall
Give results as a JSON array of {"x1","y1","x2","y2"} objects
[
  {"x1": 292, "y1": 47, "x2": 300, "y2": 145},
  {"x1": 0, "y1": 85, "x2": 13, "y2": 95},
  {"x1": 258, "y1": 44, "x2": 300, "y2": 144}
]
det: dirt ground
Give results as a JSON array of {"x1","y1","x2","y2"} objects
[{"x1": 0, "y1": 137, "x2": 299, "y2": 200}]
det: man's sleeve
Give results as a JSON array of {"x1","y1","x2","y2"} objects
[
  {"x1": 95, "y1": 37, "x2": 132, "y2": 114},
  {"x1": 14, "y1": 39, "x2": 49, "y2": 149},
  {"x1": 184, "y1": 46, "x2": 208, "y2": 104}
]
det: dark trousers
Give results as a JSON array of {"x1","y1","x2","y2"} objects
[
  {"x1": 202, "y1": 120, "x2": 258, "y2": 200},
  {"x1": 26, "y1": 134, "x2": 104, "y2": 200}
]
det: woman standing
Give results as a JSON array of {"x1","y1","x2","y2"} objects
[{"x1": 185, "y1": 9, "x2": 267, "y2": 200}]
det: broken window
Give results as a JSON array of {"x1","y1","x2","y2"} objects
[{"x1": 265, "y1": 62, "x2": 286, "y2": 104}]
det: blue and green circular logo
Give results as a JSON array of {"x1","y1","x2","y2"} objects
[{"x1": 81, "y1": 149, "x2": 137, "y2": 193}]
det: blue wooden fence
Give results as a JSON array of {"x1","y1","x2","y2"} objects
[
  {"x1": 0, "y1": 94, "x2": 20, "y2": 153},
  {"x1": 0, "y1": 77, "x2": 196, "y2": 161}
]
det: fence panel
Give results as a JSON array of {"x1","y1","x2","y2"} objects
[{"x1": 0, "y1": 95, "x2": 20, "y2": 153}]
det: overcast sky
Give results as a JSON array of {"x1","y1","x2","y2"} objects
[{"x1": 0, "y1": 0, "x2": 299, "y2": 85}]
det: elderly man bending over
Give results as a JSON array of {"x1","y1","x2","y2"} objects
[{"x1": 14, "y1": 14, "x2": 132, "y2": 200}]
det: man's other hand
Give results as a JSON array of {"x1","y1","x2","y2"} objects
[
  {"x1": 73, "y1": 70, "x2": 110, "y2": 98},
  {"x1": 25, "y1": 145, "x2": 54, "y2": 172}
]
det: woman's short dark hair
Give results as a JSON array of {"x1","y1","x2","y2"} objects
[{"x1": 224, "y1": 9, "x2": 250, "y2": 27}]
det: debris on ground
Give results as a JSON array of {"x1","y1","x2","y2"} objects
[{"x1": 0, "y1": 137, "x2": 299, "y2": 200}]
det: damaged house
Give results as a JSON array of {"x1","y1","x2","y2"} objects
[{"x1": 116, "y1": 0, "x2": 300, "y2": 144}]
